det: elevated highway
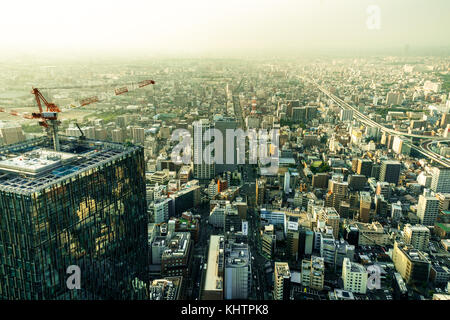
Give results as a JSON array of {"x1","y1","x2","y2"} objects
[{"x1": 300, "y1": 76, "x2": 450, "y2": 168}]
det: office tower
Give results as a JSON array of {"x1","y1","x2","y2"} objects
[
  {"x1": 357, "y1": 159, "x2": 373, "y2": 177},
  {"x1": 0, "y1": 137, "x2": 148, "y2": 299},
  {"x1": 201, "y1": 235, "x2": 224, "y2": 300},
  {"x1": 0, "y1": 122, "x2": 25, "y2": 145},
  {"x1": 193, "y1": 119, "x2": 215, "y2": 180},
  {"x1": 431, "y1": 167, "x2": 450, "y2": 193},
  {"x1": 417, "y1": 193, "x2": 440, "y2": 226},
  {"x1": 403, "y1": 224, "x2": 430, "y2": 251},
  {"x1": 301, "y1": 256, "x2": 325, "y2": 290},
  {"x1": 273, "y1": 262, "x2": 291, "y2": 300},
  {"x1": 342, "y1": 258, "x2": 368, "y2": 294},
  {"x1": 261, "y1": 225, "x2": 276, "y2": 259},
  {"x1": 379, "y1": 160, "x2": 401, "y2": 185},
  {"x1": 224, "y1": 241, "x2": 251, "y2": 300},
  {"x1": 214, "y1": 117, "x2": 238, "y2": 175},
  {"x1": 392, "y1": 241, "x2": 431, "y2": 285},
  {"x1": 359, "y1": 192, "x2": 372, "y2": 223}
]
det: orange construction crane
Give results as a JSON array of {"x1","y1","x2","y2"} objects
[{"x1": 0, "y1": 79, "x2": 156, "y2": 151}]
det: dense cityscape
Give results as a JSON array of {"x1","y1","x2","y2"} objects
[
  {"x1": 1, "y1": 56, "x2": 449, "y2": 301},
  {"x1": 0, "y1": 1, "x2": 449, "y2": 310}
]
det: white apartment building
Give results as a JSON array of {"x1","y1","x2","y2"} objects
[{"x1": 342, "y1": 257, "x2": 368, "y2": 294}]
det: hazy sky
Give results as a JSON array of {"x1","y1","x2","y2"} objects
[{"x1": 0, "y1": 0, "x2": 449, "y2": 57}]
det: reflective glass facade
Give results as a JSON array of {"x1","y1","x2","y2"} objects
[{"x1": 0, "y1": 139, "x2": 148, "y2": 299}]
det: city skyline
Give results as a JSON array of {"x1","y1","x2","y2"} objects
[{"x1": 0, "y1": 0, "x2": 449, "y2": 308}]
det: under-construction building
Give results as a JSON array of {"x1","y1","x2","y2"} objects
[{"x1": 0, "y1": 136, "x2": 148, "y2": 299}]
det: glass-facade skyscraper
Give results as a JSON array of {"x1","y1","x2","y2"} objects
[{"x1": 0, "y1": 136, "x2": 148, "y2": 299}]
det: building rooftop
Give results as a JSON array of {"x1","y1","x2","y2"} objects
[
  {"x1": 0, "y1": 136, "x2": 139, "y2": 195},
  {"x1": 275, "y1": 262, "x2": 290, "y2": 278},
  {"x1": 148, "y1": 277, "x2": 182, "y2": 300},
  {"x1": 225, "y1": 241, "x2": 250, "y2": 268},
  {"x1": 204, "y1": 235, "x2": 224, "y2": 292},
  {"x1": 162, "y1": 232, "x2": 191, "y2": 259}
]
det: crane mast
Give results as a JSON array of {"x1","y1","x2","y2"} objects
[{"x1": 25, "y1": 79, "x2": 155, "y2": 151}]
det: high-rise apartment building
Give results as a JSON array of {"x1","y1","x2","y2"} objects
[
  {"x1": 261, "y1": 225, "x2": 276, "y2": 259},
  {"x1": 214, "y1": 116, "x2": 238, "y2": 175},
  {"x1": 359, "y1": 192, "x2": 372, "y2": 223},
  {"x1": 431, "y1": 167, "x2": 450, "y2": 194},
  {"x1": 357, "y1": 159, "x2": 372, "y2": 177},
  {"x1": 403, "y1": 224, "x2": 430, "y2": 251},
  {"x1": 0, "y1": 136, "x2": 148, "y2": 299},
  {"x1": 342, "y1": 258, "x2": 368, "y2": 294},
  {"x1": 273, "y1": 262, "x2": 291, "y2": 300},
  {"x1": 301, "y1": 256, "x2": 325, "y2": 290},
  {"x1": 132, "y1": 126, "x2": 145, "y2": 144},
  {"x1": 417, "y1": 192, "x2": 440, "y2": 226},
  {"x1": 379, "y1": 160, "x2": 401, "y2": 185},
  {"x1": 193, "y1": 119, "x2": 215, "y2": 180}
]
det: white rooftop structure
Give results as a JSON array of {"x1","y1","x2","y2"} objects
[{"x1": 0, "y1": 149, "x2": 77, "y2": 176}]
